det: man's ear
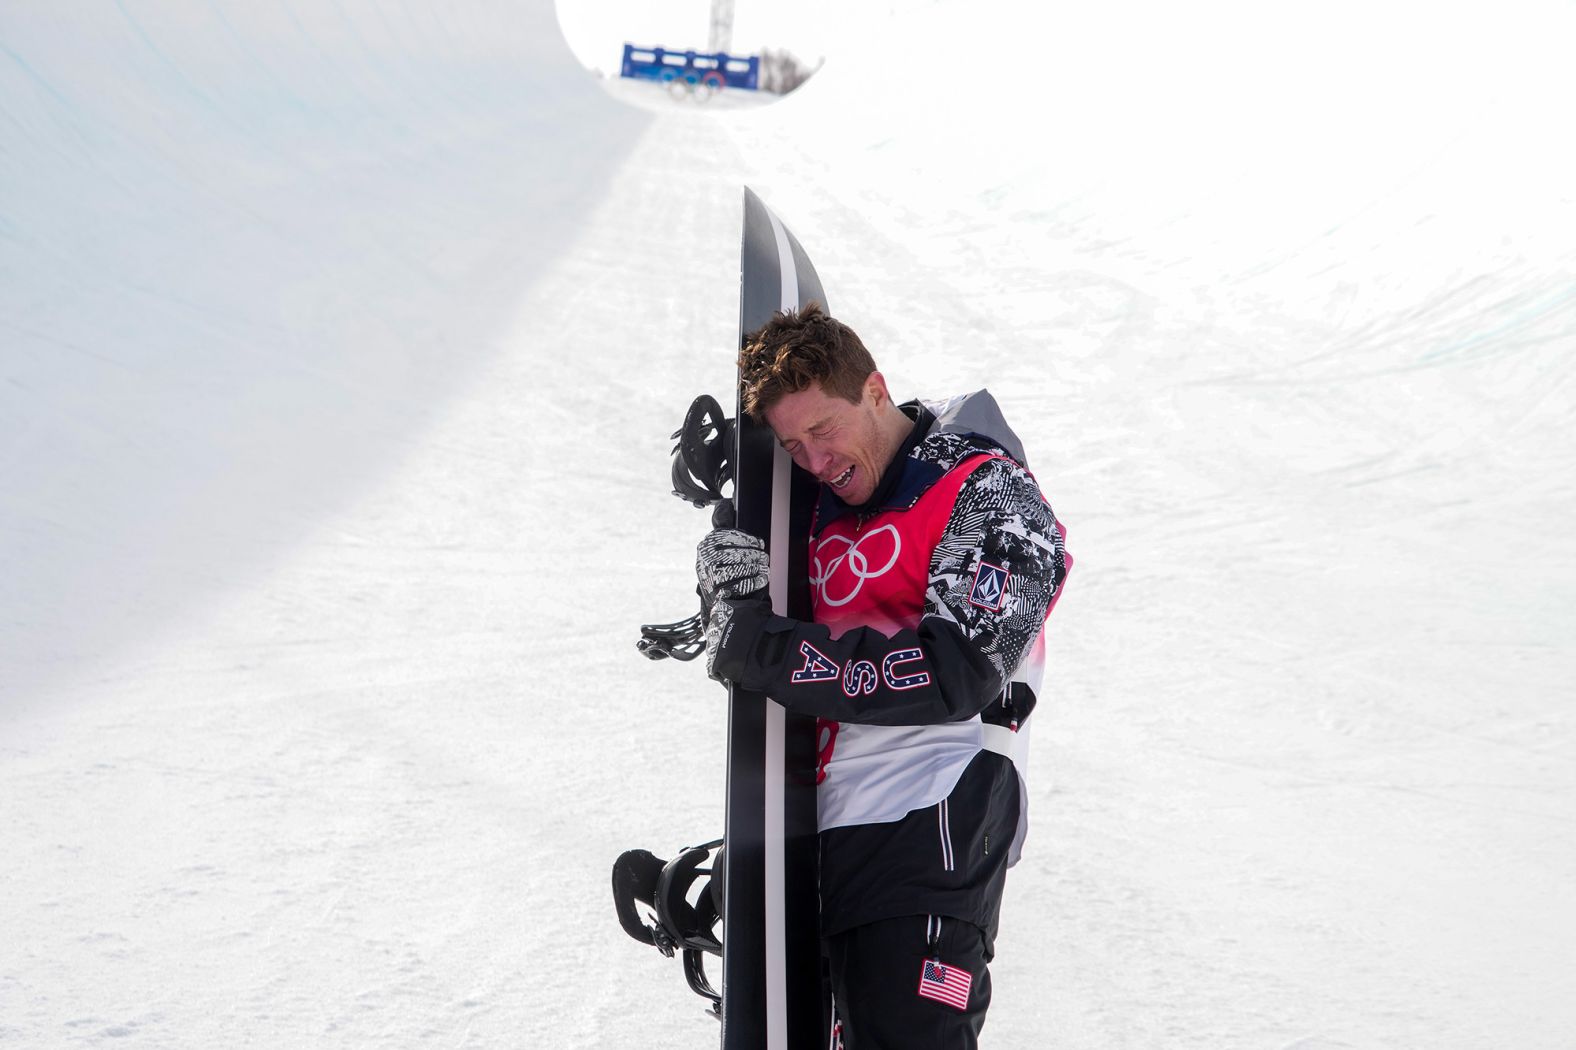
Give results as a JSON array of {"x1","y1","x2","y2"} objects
[{"x1": 865, "y1": 371, "x2": 891, "y2": 407}]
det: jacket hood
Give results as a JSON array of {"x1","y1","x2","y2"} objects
[{"x1": 923, "y1": 389, "x2": 1028, "y2": 468}]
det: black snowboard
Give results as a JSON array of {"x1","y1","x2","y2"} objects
[{"x1": 720, "y1": 187, "x2": 825, "y2": 1050}]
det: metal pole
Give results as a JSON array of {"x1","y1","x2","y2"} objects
[{"x1": 708, "y1": 0, "x2": 735, "y2": 54}]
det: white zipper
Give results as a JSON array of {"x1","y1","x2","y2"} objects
[{"x1": 937, "y1": 798, "x2": 956, "y2": 872}]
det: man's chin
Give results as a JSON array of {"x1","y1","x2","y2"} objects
[{"x1": 842, "y1": 483, "x2": 875, "y2": 506}]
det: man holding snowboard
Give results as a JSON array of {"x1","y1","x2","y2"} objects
[{"x1": 696, "y1": 303, "x2": 1071, "y2": 1048}]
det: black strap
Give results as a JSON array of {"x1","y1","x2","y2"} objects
[{"x1": 669, "y1": 394, "x2": 735, "y2": 507}]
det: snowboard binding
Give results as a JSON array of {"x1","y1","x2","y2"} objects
[
  {"x1": 668, "y1": 393, "x2": 735, "y2": 509},
  {"x1": 638, "y1": 393, "x2": 738, "y2": 662},
  {"x1": 610, "y1": 839, "x2": 726, "y2": 1017}
]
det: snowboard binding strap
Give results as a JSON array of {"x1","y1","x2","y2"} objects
[
  {"x1": 611, "y1": 839, "x2": 726, "y2": 1016},
  {"x1": 635, "y1": 611, "x2": 705, "y2": 662},
  {"x1": 638, "y1": 392, "x2": 740, "y2": 661},
  {"x1": 668, "y1": 394, "x2": 735, "y2": 508}
]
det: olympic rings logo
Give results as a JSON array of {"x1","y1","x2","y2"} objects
[{"x1": 810, "y1": 525, "x2": 902, "y2": 607}]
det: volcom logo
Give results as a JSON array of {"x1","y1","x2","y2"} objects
[
  {"x1": 811, "y1": 525, "x2": 901, "y2": 608},
  {"x1": 969, "y1": 562, "x2": 1010, "y2": 611}
]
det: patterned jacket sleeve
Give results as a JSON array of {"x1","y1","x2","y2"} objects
[{"x1": 711, "y1": 457, "x2": 1069, "y2": 725}]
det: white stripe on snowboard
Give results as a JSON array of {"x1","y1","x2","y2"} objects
[{"x1": 762, "y1": 202, "x2": 799, "y2": 1050}]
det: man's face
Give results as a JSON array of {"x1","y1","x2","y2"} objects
[{"x1": 764, "y1": 376, "x2": 893, "y2": 506}]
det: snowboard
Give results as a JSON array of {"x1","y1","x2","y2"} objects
[
  {"x1": 720, "y1": 186, "x2": 825, "y2": 1050},
  {"x1": 613, "y1": 188, "x2": 827, "y2": 1047}
]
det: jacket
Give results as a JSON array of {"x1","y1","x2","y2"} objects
[{"x1": 712, "y1": 389, "x2": 1070, "y2": 937}]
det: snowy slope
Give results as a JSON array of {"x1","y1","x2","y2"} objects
[{"x1": 3, "y1": 2, "x2": 1574, "y2": 1048}]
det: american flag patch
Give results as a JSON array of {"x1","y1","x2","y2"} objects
[{"x1": 917, "y1": 958, "x2": 973, "y2": 1011}]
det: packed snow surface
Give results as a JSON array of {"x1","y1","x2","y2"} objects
[{"x1": 3, "y1": 2, "x2": 1574, "y2": 1047}]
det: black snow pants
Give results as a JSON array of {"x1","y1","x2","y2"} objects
[{"x1": 824, "y1": 914, "x2": 994, "y2": 1050}]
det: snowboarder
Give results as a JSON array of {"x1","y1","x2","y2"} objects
[{"x1": 695, "y1": 302, "x2": 1072, "y2": 1048}]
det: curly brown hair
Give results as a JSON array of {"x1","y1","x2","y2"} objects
[{"x1": 738, "y1": 302, "x2": 877, "y2": 420}]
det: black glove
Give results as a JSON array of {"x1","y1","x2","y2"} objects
[
  {"x1": 695, "y1": 529, "x2": 769, "y2": 605},
  {"x1": 703, "y1": 594, "x2": 772, "y2": 682},
  {"x1": 703, "y1": 595, "x2": 738, "y2": 681}
]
